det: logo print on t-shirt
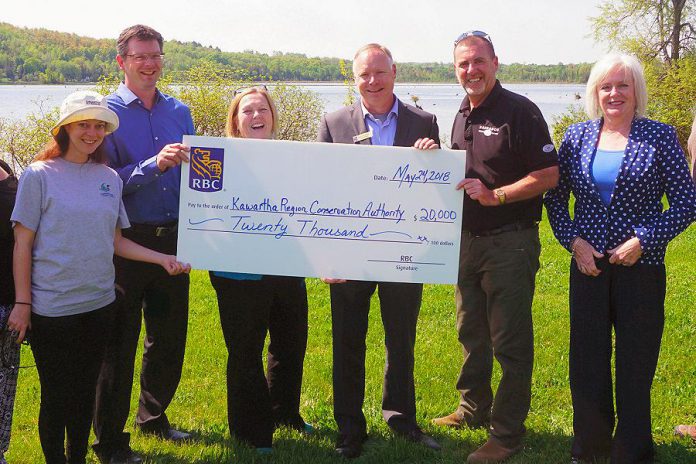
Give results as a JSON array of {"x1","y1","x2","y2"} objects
[
  {"x1": 99, "y1": 183, "x2": 114, "y2": 197},
  {"x1": 478, "y1": 125, "x2": 500, "y2": 137}
]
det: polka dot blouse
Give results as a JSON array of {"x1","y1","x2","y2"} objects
[{"x1": 544, "y1": 117, "x2": 696, "y2": 265}]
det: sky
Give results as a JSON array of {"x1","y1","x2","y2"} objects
[{"x1": 3, "y1": 0, "x2": 609, "y2": 64}]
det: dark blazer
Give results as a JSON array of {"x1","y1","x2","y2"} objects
[
  {"x1": 544, "y1": 117, "x2": 696, "y2": 265},
  {"x1": 316, "y1": 98, "x2": 439, "y2": 436},
  {"x1": 318, "y1": 99, "x2": 439, "y2": 147}
]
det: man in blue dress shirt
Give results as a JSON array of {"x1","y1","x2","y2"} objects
[{"x1": 92, "y1": 24, "x2": 194, "y2": 464}]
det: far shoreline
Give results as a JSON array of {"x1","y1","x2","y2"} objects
[{"x1": 0, "y1": 80, "x2": 587, "y2": 86}]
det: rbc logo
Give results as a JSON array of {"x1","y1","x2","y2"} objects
[{"x1": 190, "y1": 147, "x2": 224, "y2": 192}]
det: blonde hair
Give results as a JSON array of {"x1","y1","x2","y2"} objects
[
  {"x1": 352, "y1": 43, "x2": 394, "y2": 74},
  {"x1": 224, "y1": 87, "x2": 278, "y2": 138},
  {"x1": 585, "y1": 54, "x2": 647, "y2": 119}
]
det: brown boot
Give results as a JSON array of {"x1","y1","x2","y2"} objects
[
  {"x1": 466, "y1": 437, "x2": 522, "y2": 464},
  {"x1": 432, "y1": 410, "x2": 467, "y2": 428},
  {"x1": 674, "y1": 424, "x2": 696, "y2": 440},
  {"x1": 432, "y1": 410, "x2": 489, "y2": 429}
]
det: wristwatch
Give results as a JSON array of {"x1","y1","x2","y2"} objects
[{"x1": 494, "y1": 188, "x2": 507, "y2": 205}]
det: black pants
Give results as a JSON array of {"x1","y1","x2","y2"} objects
[
  {"x1": 569, "y1": 258, "x2": 665, "y2": 464},
  {"x1": 330, "y1": 280, "x2": 422, "y2": 437},
  {"x1": 31, "y1": 304, "x2": 112, "y2": 464},
  {"x1": 93, "y1": 230, "x2": 189, "y2": 455},
  {"x1": 209, "y1": 273, "x2": 308, "y2": 448}
]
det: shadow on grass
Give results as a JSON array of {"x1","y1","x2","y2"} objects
[
  {"x1": 119, "y1": 423, "x2": 696, "y2": 463},
  {"x1": 654, "y1": 439, "x2": 695, "y2": 463}
]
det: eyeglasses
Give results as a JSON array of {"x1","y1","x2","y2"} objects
[
  {"x1": 454, "y1": 30, "x2": 494, "y2": 50},
  {"x1": 234, "y1": 84, "x2": 269, "y2": 96},
  {"x1": 124, "y1": 53, "x2": 165, "y2": 63}
]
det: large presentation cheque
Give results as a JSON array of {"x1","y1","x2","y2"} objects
[{"x1": 177, "y1": 135, "x2": 465, "y2": 284}]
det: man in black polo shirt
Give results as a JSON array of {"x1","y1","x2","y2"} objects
[{"x1": 432, "y1": 31, "x2": 559, "y2": 464}]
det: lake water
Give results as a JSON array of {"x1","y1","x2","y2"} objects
[{"x1": 0, "y1": 83, "x2": 585, "y2": 134}]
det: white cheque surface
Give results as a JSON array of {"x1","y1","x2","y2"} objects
[{"x1": 178, "y1": 135, "x2": 465, "y2": 284}]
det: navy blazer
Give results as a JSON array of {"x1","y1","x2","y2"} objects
[{"x1": 544, "y1": 117, "x2": 696, "y2": 265}]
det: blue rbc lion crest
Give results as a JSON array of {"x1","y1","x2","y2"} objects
[{"x1": 190, "y1": 147, "x2": 224, "y2": 192}]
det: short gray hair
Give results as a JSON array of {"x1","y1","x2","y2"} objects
[
  {"x1": 352, "y1": 43, "x2": 394, "y2": 73},
  {"x1": 585, "y1": 53, "x2": 647, "y2": 119}
]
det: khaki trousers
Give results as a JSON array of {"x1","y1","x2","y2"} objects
[{"x1": 454, "y1": 226, "x2": 540, "y2": 446}]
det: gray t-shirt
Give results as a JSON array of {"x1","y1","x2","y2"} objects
[{"x1": 11, "y1": 157, "x2": 130, "y2": 317}]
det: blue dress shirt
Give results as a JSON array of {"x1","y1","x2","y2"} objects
[
  {"x1": 104, "y1": 83, "x2": 195, "y2": 225},
  {"x1": 361, "y1": 97, "x2": 399, "y2": 147}
]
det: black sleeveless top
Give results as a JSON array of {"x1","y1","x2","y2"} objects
[{"x1": 0, "y1": 159, "x2": 18, "y2": 305}]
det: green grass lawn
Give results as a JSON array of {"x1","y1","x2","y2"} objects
[{"x1": 8, "y1": 222, "x2": 696, "y2": 463}]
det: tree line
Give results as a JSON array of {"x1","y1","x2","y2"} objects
[
  {"x1": 553, "y1": 0, "x2": 695, "y2": 157},
  {"x1": 0, "y1": 22, "x2": 592, "y2": 84}
]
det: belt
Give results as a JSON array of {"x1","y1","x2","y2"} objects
[
  {"x1": 129, "y1": 222, "x2": 178, "y2": 237},
  {"x1": 466, "y1": 220, "x2": 537, "y2": 238}
]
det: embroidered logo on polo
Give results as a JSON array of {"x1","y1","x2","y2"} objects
[
  {"x1": 190, "y1": 147, "x2": 224, "y2": 192},
  {"x1": 478, "y1": 125, "x2": 500, "y2": 137},
  {"x1": 99, "y1": 183, "x2": 114, "y2": 197}
]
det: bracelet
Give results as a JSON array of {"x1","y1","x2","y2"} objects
[
  {"x1": 13, "y1": 302, "x2": 31, "y2": 306},
  {"x1": 570, "y1": 237, "x2": 581, "y2": 256}
]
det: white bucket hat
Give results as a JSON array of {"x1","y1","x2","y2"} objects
[{"x1": 50, "y1": 90, "x2": 119, "y2": 137}]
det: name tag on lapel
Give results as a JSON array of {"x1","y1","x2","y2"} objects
[{"x1": 352, "y1": 129, "x2": 373, "y2": 143}]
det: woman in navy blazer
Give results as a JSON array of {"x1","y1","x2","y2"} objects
[{"x1": 544, "y1": 54, "x2": 696, "y2": 464}]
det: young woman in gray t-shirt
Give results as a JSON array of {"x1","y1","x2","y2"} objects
[{"x1": 6, "y1": 91, "x2": 190, "y2": 464}]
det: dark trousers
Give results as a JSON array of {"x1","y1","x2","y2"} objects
[
  {"x1": 569, "y1": 258, "x2": 665, "y2": 464},
  {"x1": 31, "y1": 304, "x2": 112, "y2": 464},
  {"x1": 209, "y1": 274, "x2": 308, "y2": 448},
  {"x1": 93, "y1": 230, "x2": 189, "y2": 455},
  {"x1": 330, "y1": 280, "x2": 422, "y2": 437},
  {"x1": 454, "y1": 227, "x2": 540, "y2": 446}
]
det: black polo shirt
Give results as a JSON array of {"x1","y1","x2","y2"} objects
[{"x1": 451, "y1": 80, "x2": 558, "y2": 233}]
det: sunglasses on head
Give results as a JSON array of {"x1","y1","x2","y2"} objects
[
  {"x1": 454, "y1": 30, "x2": 494, "y2": 49},
  {"x1": 234, "y1": 84, "x2": 269, "y2": 96}
]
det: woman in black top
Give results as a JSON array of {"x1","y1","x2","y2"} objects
[{"x1": 0, "y1": 158, "x2": 18, "y2": 464}]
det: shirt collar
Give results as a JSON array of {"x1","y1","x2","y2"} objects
[
  {"x1": 116, "y1": 82, "x2": 164, "y2": 106},
  {"x1": 361, "y1": 95, "x2": 399, "y2": 121}
]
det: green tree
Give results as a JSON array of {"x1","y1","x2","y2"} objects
[
  {"x1": 339, "y1": 59, "x2": 356, "y2": 106},
  {"x1": 170, "y1": 61, "x2": 243, "y2": 137},
  {"x1": 165, "y1": 62, "x2": 324, "y2": 141},
  {"x1": 644, "y1": 54, "x2": 696, "y2": 157},
  {"x1": 591, "y1": 0, "x2": 695, "y2": 63},
  {"x1": 0, "y1": 22, "x2": 597, "y2": 84},
  {"x1": 551, "y1": 104, "x2": 588, "y2": 148},
  {"x1": 0, "y1": 103, "x2": 58, "y2": 168},
  {"x1": 271, "y1": 83, "x2": 324, "y2": 141},
  {"x1": 554, "y1": 0, "x2": 695, "y2": 156}
]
